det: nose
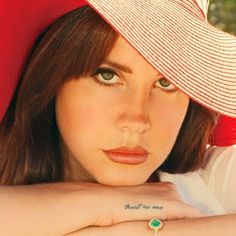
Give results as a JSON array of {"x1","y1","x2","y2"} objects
[{"x1": 117, "y1": 91, "x2": 151, "y2": 134}]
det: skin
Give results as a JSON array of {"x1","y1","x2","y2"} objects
[
  {"x1": 66, "y1": 214, "x2": 236, "y2": 236},
  {"x1": 56, "y1": 35, "x2": 189, "y2": 186}
]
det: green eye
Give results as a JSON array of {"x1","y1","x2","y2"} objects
[
  {"x1": 155, "y1": 77, "x2": 177, "y2": 92},
  {"x1": 159, "y1": 78, "x2": 171, "y2": 87},
  {"x1": 100, "y1": 71, "x2": 115, "y2": 81},
  {"x1": 92, "y1": 68, "x2": 120, "y2": 87}
]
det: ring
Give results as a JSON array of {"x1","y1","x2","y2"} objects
[{"x1": 148, "y1": 218, "x2": 163, "y2": 236}]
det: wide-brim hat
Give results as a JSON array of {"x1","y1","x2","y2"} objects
[{"x1": 0, "y1": 0, "x2": 236, "y2": 146}]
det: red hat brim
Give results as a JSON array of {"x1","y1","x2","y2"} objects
[{"x1": 0, "y1": 0, "x2": 87, "y2": 122}]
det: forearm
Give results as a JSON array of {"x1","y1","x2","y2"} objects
[
  {"x1": 0, "y1": 181, "x2": 208, "y2": 236},
  {"x1": 161, "y1": 214, "x2": 236, "y2": 236},
  {"x1": 67, "y1": 214, "x2": 236, "y2": 236},
  {"x1": 0, "y1": 182, "x2": 104, "y2": 236}
]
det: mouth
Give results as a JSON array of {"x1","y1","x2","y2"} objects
[{"x1": 103, "y1": 146, "x2": 149, "y2": 165}]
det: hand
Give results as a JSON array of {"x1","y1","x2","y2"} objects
[
  {"x1": 65, "y1": 221, "x2": 149, "y2": 236},
  {"x1": 93, "y1": 182, "x2": 203, "y2": 227},
  {"x1": 66, "y1": 214, "x2": 236, "y2": 236}
]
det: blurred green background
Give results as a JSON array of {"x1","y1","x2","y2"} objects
[{"x1": 208, "y1": 0, "x2": 236, "y2": 35}]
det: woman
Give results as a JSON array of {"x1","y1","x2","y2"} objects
[{"x1": 0, "y1": 0, "x2": 236, "y2": 235}]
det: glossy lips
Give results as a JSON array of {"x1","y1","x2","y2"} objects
[{"x1": 103, "y1": 146, "x2": 149, "y2": 165}]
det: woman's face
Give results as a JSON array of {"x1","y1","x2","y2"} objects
[{"x1": 56, "y1": 36, "x2": 189, "y2": 186}]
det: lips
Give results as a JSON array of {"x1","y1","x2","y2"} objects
[{"x1": 103, "y1": 146, "x2": 149, "y2": 165}]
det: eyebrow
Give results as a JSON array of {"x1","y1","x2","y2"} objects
[{"x1": 102, "y1": 60, "x2": 133, "y2": 74}]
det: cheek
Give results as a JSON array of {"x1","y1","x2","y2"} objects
[
  {"x1": 150, "y1": 92, "x2": 189, "y2": 145},
  {"x1": 55, "y1": 81, "x2": 114, "y2": 150}
]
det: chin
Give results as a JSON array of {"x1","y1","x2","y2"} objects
[{"x1": 95, "y1": 174, "x2": 148, "y2": 187}]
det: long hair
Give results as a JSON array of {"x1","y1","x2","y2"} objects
[
  {"x1": 159, "y1": 100, "x2": 217, "y2": 173},
  {"x1": 0, "y1": 6, "x2": 217, "y2": 185}
]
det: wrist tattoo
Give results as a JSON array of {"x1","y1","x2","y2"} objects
[{"x1": 124, "y1": 203, "x2": 163, "y2": 210}]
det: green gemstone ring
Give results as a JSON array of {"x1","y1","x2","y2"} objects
[{"x1": 148, "y1": 218, "x2": 163, "y2": 236}]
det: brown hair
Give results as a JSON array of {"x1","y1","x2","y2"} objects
[
  {"x1": 0, "y1": 6, "x2": 217, "y2": 185},
  {"x1": 159, "y1": 101, "x2": 217, "y2": 173}
]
